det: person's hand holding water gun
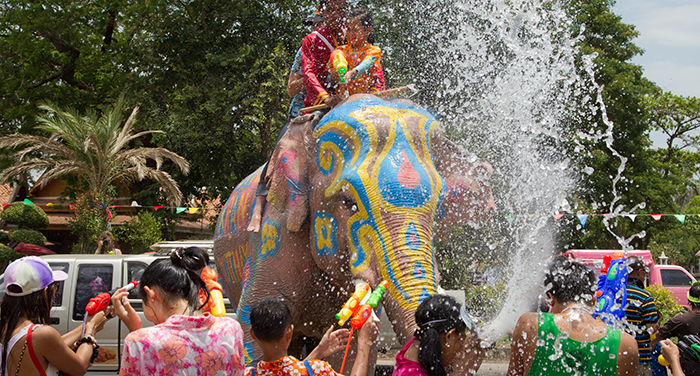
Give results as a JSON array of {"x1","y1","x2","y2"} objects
[
  {"x1": 660, "y1": 340, "x2": 685, "y2": 376},
  {"x1": 111, "y1": 286, "x2": 142, "y2": 332},
  {"x1": 305, "y1": 326, "x2": 351, "y2": 360}
]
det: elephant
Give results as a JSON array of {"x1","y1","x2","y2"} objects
[{"x1": 213, "y1": 95, "x2": 495, "y2": 374}]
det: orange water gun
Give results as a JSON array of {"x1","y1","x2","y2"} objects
[
  {"x1": 330, "y1": 49, "x2": 348, "y2": 83},
  {"x1": 200, "y1": 266, "x2": 226, "y2": 317},
  {"x1": 336, "y1": 282, "x2": 370, "y2": 326}
]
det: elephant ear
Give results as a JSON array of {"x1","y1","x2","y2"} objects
[
  {"x1": 432, "y1": 134, "x2": 495, "y2": 231},
  {"x1": 265, "y1": 114, "x2": 317, "y2": 232}
]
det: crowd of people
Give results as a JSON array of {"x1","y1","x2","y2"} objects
[
  {"x1": 3, "y1": 249, "x2": 699, "y2": 376},
  {"x1": 2, "y1": 0, "x2": 700, "y2": 375}
]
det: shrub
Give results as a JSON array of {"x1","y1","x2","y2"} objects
[
  {"x1": 114, "y1": 211, "x2": 163, "y2": 254},
  {"x1": 646, "y1": 285, "x2": 686, "y2": 325},
  {"x1": 67, "y1": 189, "x2": 111, "y2": 253},
  {"x1": 8, "y1": 228, "x2": 47, "y2": 246},
  {"x1": 0, "y1": 203, "x2": 49, "y2": 229},
  {"x1": 0, "y1": 231, "x2": 9, "y2": 244},
  {"x1": 0, "y1": 244, "x2": 22, "y2": 262},
  {"x1": 464, "y1": 281, "x2": 507, "y2": 321}
]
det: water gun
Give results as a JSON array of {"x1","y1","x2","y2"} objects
[
  {"x1": 593, "y1": 252, "x2": 628, "y2": 325},
  {"x1": 200, "y1": 266, "x2": 226, "y2": 317},
  {"x1": 350, "y1": 280, "x2": 388, "y2": 329},
  {"x1": 659, "y1": 335, "x2": 700, "y2": 366},
  {"x1": 85, "y1": 281, "x2": 138, "y2": 315},
  {"x1": 336, "y1": 282, "x2": 370, "y2": 326},
  {"x1": 330, "y1": 49, "x2": 348, "y2": 83}
]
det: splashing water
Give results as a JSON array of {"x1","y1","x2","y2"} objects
[{"x1": 382, "y1": 0, "x2": 640, "y2": 342}]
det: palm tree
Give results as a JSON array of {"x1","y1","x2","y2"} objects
[{"x1": 0, "y1": 99, "x2": 190, "y2": 205}]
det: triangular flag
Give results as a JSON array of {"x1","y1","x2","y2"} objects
[
  {"x1": 176, "y1": 207, "x2": 187, "y2": 214},
  {"x1": 23, "y1": 199, "x2": 34, "y2": 205},
  {"x1": 69, "y1": 204, "x2": 76, "y2": 210},
  {"x1": 188, "y1": 207, "x2": 199, "y2": 214},
  {"x1": 107, "y1": 208, "x2": 113, "y2": 220},
  {"x1": 505, "y1": 214, "x2": 513, "y2": 223},
  {"x1": 131, "y1": 201, "x2": 141, "y2": 207},
  {"x1": 2, "y1": 204, "x2": 10, "y2": 210},
  {"x1": 110, "y1": 205, "x2": 118, "y2": 208},
  {"x1": 153, "y1": 206, "x2": 164, "y2": 211},
  {"x1": 628, "y1": 214, "x2": 637, "y2": 222},
  {"x1": 553, "y1": 214, "x2": 564, "y2": 220},
  {"x1": 675, "y1": 214, "x2": 686, "y2": 224},
  {"x1": 602, "y1": 213, "x2": 610, "y2": 217},
  {"x1": 651, "y1": 214, "x2": 662, "y2": 221},
  {"x1": 578, "y1": 215, "x2": 588, "y2": 227}
]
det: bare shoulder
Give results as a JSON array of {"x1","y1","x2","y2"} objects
[
  {"x1": 514, "y1": 312, "x2": 538, "y2": 331},
  {"x1": 31, "y1": 324, "x2": 62, "y2": 341},
  {"x1": 616, "y1": 331, "x2": 639, "y2": 376}
]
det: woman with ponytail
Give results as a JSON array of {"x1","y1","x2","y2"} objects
[
  {"x1": 118, "y1": 247, "x2": 245, "y2": 376},
  {"x1": 394, "y1": 295, "x2": 481, "y2": 376}
]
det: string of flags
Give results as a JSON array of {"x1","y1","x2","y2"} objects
[
  {"x1": 5, "y1": 199, "x2": 202, "y2": 216},
  {"x1": 504, "y1": 213, "x2": 692, "y2": 227}
]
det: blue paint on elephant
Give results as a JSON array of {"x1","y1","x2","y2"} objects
[
  {"x1": 238, "y1": 304, "x2": 252, "y2": 326},
  {"x1": 377, "y1": 126, "x2": 433, "y2": 208},
  {"x1": 243, "y1": 342, "x2": 256, "y2": 365},
  {"x1": 314, "y1": 211, "x2": 338, "y2": 257},
  {"x1": 406, "y1": 222, "x2": 420, "y2": 250},
  {"x1": 414, "y1": 261, "x2": 426, "y2": 279},
  {"x1": 259, "y1": 218, "x2": 281, "y2": 261}
]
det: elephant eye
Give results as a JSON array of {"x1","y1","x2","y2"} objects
[{"x1": 340, "y1": 196, "x2": 358, "y2": 213}]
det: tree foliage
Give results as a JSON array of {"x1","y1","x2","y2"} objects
[
  {"x1": 0, "y1": 202, "x2": 49, "y2": 229},
  {"x1": 0, "y1": 99, "x2": 190, "y2": 205},
  {"x1": 113, "y1": 211, "x2": 163, "y2": 254},
  {"x1": 8, "y1": 228, "x2": 47, "y2": 246}
]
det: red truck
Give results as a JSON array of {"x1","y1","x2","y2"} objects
[{"x1": 563, "y1": 249, "x2": 697, "y2": 309}]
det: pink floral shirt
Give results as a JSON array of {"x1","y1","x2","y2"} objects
[{"x1": 120, "y1": 314, "x2": 245, "y2": 376}]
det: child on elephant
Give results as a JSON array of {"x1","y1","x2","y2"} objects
[
  {"x1": 245, "y1": 297, "x2": 378, "y2": 376},
  {"x1": 330, "y1": 8, "x2": 385, "y2": 98}
]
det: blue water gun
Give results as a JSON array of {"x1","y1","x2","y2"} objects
[{"x1": 593, "y1": 252, "x2": 628, "y2": 325}]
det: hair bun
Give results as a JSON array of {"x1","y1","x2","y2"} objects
[{"x1": 179, "y1": 247, "x2": 209, "y2": 272}]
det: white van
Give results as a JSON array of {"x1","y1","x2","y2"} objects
[{"x1": 0, "y1": 241, "x2": 235, "y2": 375}]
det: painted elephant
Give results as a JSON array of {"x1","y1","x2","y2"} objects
[{"x1": 214, "y1": 95, "x2": 494, "y2": 374}]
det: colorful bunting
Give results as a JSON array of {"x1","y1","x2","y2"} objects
[
  {"x1": 578, "y1": 215, "x2": 588, "y2": 228},
  {"x1": 2, "y1": 204, "x2": 10, "y2": 210},
  {"x1": 176, "y1": 207, "x2": 187, "y2": 214},
  {"x1": 553, "y1": 213, "x2": 563, "y2": 220},
  {"x1": 23, "y1": 199, "x2": 34, "y2": 205},
  {"x1": 188, "y1": 207, "x2": 199, "y2": 214},
  {"x1": 675, "y1": 214, "x2": 686, "y2": 224},
  {"x1": 628, "y1": 214, "x2": 637, "y2": 222},
  {"x1": 154, "y1": 206, "x2": 164, "y2": 211},
  {"x1": 131, "y1": 201, "x2": 141, "y2": 207},
  {"x1": 651, "y1": 214, "x2": 662, "y2": 221}
]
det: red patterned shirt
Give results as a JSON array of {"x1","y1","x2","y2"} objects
[{"x1": 244, "y1": 356, "x2": 340, "y2": 376}]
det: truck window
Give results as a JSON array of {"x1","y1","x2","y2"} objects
[
  {"x1": 661, "y1": 269, "x2": 692, "y2": 287},
  {"x1": 73, "y1": 264, "x2": 113, "y2": 320},
  {"x1": 126, "y1": 262, "x2": 148, "y2": 311},
  {"x1": 48, "y1": 263, "x2": 69, "y2": 307}
]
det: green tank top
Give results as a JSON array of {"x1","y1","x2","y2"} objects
[{"x1": 526, "y1": 312, "x2": 620, "y2": 376}]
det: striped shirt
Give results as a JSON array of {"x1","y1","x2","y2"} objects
[{"x1": 624, "y1": 278, "x2": 659, "y2": 364}]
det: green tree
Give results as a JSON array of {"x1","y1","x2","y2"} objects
[
  {"x1": 0, "y1": 100, "x2": 189, "y2": 252},
  {"x1": 113, "y1": 211, "x2": 163, "y2": 253},
  {"x1": 558, "y1": 0, "x2": 664, "y2": 251}
]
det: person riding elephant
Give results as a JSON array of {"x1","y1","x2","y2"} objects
[{"x1": 214, "y1": 94, "x2": 494, "y2": 374}]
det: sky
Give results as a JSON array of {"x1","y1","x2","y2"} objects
[{"x1": 612, "y1": 0, "x2": 700, "y2": 148}]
